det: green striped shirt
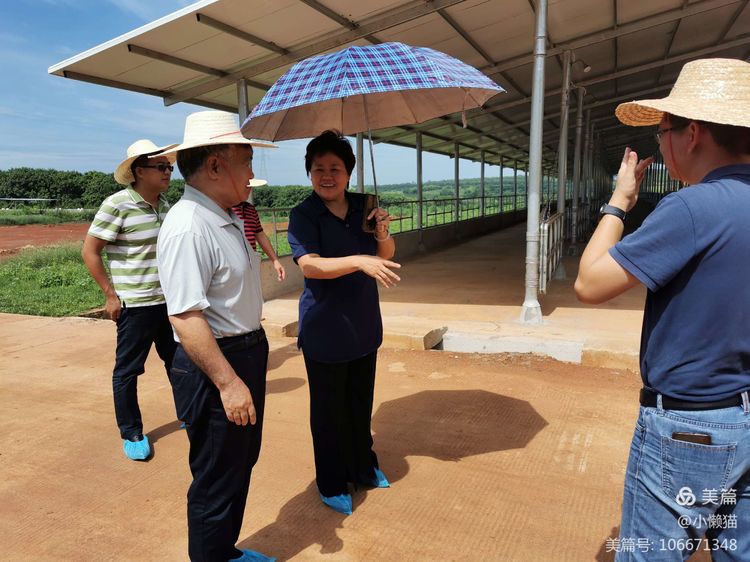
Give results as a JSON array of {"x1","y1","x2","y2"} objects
[{"x1": 88, "y1": 188, "x2": 170, "y2": 307}]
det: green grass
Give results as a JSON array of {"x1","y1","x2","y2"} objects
[
  {"x1": 0, "y1": 243, "x2": 104, "y2": 316},
  {"x1": 0, "y1": 208, "x2": 96, "y2": 225}
]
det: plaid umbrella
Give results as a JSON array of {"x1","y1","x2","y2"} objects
[{"x1": 241, "y1": 42, "x2": 504, "y2": 141}]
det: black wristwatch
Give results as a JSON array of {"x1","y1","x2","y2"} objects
[{"x1": 599, "y1": 203, "x2": 626, "y2": 222}]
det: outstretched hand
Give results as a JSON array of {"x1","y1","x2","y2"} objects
[
  {"x1": 357, "y1": 255, "x2": 401, "y2": 288},
  {"x1": 611, "y1": 147, "x2": 654, "y2": 212}
]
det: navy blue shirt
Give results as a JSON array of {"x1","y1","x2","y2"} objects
[
  {"x1": 288, "y1": 191, "x2": 382, "y2": 363},
  {"x1": 610, "y1": 164, "x2": 750, "y2": 402}
]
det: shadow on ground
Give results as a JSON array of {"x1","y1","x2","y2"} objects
[{"x1": 241, "y1": 388, "x2": 548, "y2": 560}]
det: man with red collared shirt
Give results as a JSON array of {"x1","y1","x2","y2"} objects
[{"x1": 232, "y1": 178, "x2": 285, "y2": 282}]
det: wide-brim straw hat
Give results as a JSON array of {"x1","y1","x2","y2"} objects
[
  {"x1": 114, "y1": 139, "x2": 178, "y2": 185},
  {"x1": 244, "y1": 179, "x2": 268, "y2": 203},
  {"x1": 163, "y1": 111, "x2": 277, "y2": 155},
  {"x1": 615, "y1": 58, "x2": 750, "y2": 127}
]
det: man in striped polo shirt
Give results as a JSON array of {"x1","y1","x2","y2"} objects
[{"x1": 82, "y1": 139, "x2": 178, "y2": 461}]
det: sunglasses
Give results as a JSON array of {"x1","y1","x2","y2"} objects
[{"x1": 139, "y1": 163, "x2": 174, "y2": 173}]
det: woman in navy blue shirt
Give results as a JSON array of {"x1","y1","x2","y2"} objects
[{"x1": 287, "y1": 130, "x2": 401, "y2": 515}]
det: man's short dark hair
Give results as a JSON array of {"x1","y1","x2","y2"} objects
[
  {"x1": 177, "y1": 144, "x2": 234, "y2": 182},
  {"x1": 666, "y1": 114, "x2": 750, "y2": 156},
  {"x1": 129, "y1": 154, "x2": 151, "y2": 187},
  {"x1": 305, "y1": 130, "x2": 355, "y2": 176}
]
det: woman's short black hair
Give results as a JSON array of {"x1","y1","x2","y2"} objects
[{"x1": 305, "y1": 130, "x2": 355, "y2": 176}]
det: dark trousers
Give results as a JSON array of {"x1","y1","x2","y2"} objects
[
  {"x1": 112, "y1": 302, "x2": 176, "y2": 439},
  {"x1": 303, "y1": 350, "x2": 380, "y2": 497},
  {"x1": 171, "y1": 334, "x2": 269, "y2": 562}
]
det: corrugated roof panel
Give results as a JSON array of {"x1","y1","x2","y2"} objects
[{"x1": 548, "y1": 0, "x2": 614, "y2": 43}]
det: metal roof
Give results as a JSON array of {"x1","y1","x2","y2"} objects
[{"x1": 48, "y1": 0, "x2": 750, "y2": 172}]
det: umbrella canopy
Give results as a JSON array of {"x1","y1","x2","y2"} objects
[{"x1": 241, "y1": 42, "x2": 504, "y2": 141}]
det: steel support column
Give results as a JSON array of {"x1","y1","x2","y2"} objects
[
  {"x1": 416, "y1": 131, "x2": 423, "y2": 231},
  {"x1": 553, "y1": 49, "x2": 572, "y2": 280},
  {"x1": 520, "y1": 0, "x2": 547, "y2": 323},
  {"x1": 480, "y1": 150, "x2": 486, "y2": 215},
  {"x1": 454, "y1": 142, "x2": 460, "y2": 222},
  {"x1": 570, "y1": 86, "x2": 585, "y2": 252}
]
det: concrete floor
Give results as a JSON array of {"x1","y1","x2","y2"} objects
[{"x1": 0, "y1": 224, "x2": 711, "y2": 561}]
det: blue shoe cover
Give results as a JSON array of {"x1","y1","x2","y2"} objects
[
  {"x1": 370, "y1": 468, "x2": 390, "y2": 488},
  {"x1": 123, "y1": 435, "x2": 151, "y2": 460},
  {"x1": 320, "y1": 492, "x2": 353, "y2": 515},
  {"x1": 230, "y1": 549, "x2": 276, "y2": 562}
]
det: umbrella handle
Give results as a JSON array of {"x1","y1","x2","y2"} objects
[{"x1": 362, "y1": 95, "x2": 379, "y2": 207}]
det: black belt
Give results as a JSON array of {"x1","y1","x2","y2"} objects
[
  {"x1": 639, "y1": 387, "x2": 744, "y2": 411},
  {"x1": 217, "y1": 328, "x2": 266, "y2": 353}
]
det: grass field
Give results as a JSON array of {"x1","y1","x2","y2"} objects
[
  {"x1": 0, "y1": 208, "x2": 96, "y2": 225},
  {"x1": 0, "y1": 243, "x2": 103, "y2": 316},
  {"x1": 0, "y1": 199, "x2": 528, "y2": 317}
]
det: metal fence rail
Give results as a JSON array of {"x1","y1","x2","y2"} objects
[
  {"x1": 256, "y1": 194, "x2": 527, "y2": 258},
  {"x1": 539, "y1": 212, "x2": 564, "y2": 294}
]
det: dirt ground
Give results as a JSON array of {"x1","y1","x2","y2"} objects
[
  {"x1": 0, "y1": 223, "x2": 90, "y2": 256},
  {"x1": 0, "y1": 221, "x2": 282, "y2": 258},
  {"x1": 0, "y1": 313, "x2": 713, "y2": 562},
  {"x1": 0, "y1": 223, "x2": 712, "y2": 561}
]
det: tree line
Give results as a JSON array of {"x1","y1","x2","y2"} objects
[{"x1": 0, "y1": 167, "x2": 528, "y2": 209}]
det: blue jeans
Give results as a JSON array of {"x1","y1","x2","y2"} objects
[
  {"x1": 616, "y1": 394, "x2": 750, "y2": 561},
  {"x1": 113, "y1": 303, "x2": 176, "y2": 440}
]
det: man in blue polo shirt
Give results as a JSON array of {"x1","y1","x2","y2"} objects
[{"x1": 575, "y1": 58, "x2": 750, "y2": 560}]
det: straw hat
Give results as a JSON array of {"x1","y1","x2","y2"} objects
[
  {"x1": 616, "y1": 58, "x2": 750, "y2": 127},
  {"x1": 163, "y1": 111, "x2": 277, "y2": 155},
  {"x1": 114, "y1": 139, "x2": 178, "y2": 186}
]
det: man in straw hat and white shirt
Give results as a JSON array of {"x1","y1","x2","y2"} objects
[
  {"x1": 157, "y1": 111, "x2": 276, "y2": 562},
  {"x1": 82, "y1": 139, "x2": 178, "y2": 461},
  {"x1": 576, "y1": 58, "x2": 750, "y2": 560}
]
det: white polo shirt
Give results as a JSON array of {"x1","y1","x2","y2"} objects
[{"x1": 157, "y1": 184, "x2": 263, "y2": 341}]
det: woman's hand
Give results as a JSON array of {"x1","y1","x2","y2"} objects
[
  {"x1": 356, "y1": 255, "x2": 401, "y2": 288},
  {"x1": 368, "y1": 207, "x2": 392, "y2": 239}
]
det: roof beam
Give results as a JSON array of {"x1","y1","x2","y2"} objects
[
  {"x1": 376, "y1": 83, "x2": 675, "y2": 146},
  {"x1": 164, "y1": 0, "x2": 466, "y2": 106},
  {"x1": 127, "y1": 44, "x2": 227, "y2": 78},
  {"x1": 60, "y1": 70, "x2": 237, "y2": 113},
  {"x1": 195, "y1": 13, "x2": 289, "y2": 55},
  {"x1": 434, "y1": 10, "x2": 538, "y2": 147},
  {"x1": 297, "y1": 0, "x2": 383, "y2": 44},
  {"x1": 719, "y1": 0, "x2": 748, "y2": 41},
  {"x1": 480, "y1": 0, "x2": 739, "y2": 75},
  {"x1": 432, "y1": 34, "x2": 750, "y2": 127},
  {"x1": 655, "y1": 0, "x2": 688, "y2": 84},
  {"x1": 613, "y1": 0, "x2": 619, "y2": 96}
]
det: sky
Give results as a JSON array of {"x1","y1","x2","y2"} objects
[{"x1": 0, "y1": 0, "x2": 492, "y2": 186}]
